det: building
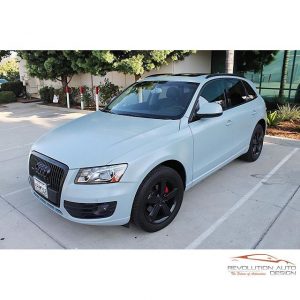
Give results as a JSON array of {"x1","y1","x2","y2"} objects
[
  {"x1": 19, "y1": 50, "x2": 300, "y2": 103},
  {"x1": 19, "y1": 51, "x2": 212, "y2": 97},
  {"x1": 212, "y1": 50, "x2": 300, "y2": 103}
]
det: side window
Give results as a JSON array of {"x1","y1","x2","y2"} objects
[
  {"x1": 242, "y1": 81, "x2": 257, "y2": 100},
  {"x1": 225, "y1": 79, "x2": 247, "y2": 108},
  {"x1": 200, "y1": 79, "x2": 227, "y2": 109}
]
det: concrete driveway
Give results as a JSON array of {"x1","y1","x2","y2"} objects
[{"x1": 0, "y1": 102, "x2": 300, "y2": 249}]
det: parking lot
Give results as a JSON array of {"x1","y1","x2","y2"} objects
[{"x1": 0, "y1": 102, "x2": 300, "y2": 249}]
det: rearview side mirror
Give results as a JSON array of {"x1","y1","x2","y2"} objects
[{"x1": 196, "y1": 101, "x2": 223, "y2": 118}]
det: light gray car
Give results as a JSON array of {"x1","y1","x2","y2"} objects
[{"x1": 29, "y1": 73, "x2": 267, "y2": 232}]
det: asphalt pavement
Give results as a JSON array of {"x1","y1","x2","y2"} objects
[{"x1": 0, "y1": 102, "x2": 299, "y2": 249}]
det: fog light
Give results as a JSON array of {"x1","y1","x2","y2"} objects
[
  {"x1": 94, "y1": 203, "x2": 112, "y2": 216},
  {"x1": 64, "y1": 201, "x2": 117, "y2": 219}
]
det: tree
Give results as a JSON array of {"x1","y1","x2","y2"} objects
[
  {"x1": 68, "y1": 50, "x2": 196, "y2": 81},
  {"x1": 225, "y1": 50, "x2": 234, "y2": 73},
  {"x1": 235, "y1": 50, "x2": 278, "y2": 73},
  {"x1": 111, "y1": 50, "x2": 196, "y2": 81},
  {"x1": 0, "y1": 50, "x2": 11, "y2": 62},
  {"x1": 18, "y1": 51, "x2": 196, "y2": 89},
  {"x1": 278, "y1": 50, "x2": 289, "y2": 100},
  {"x1": 63, "y1": 50, "x2": 115, "y2": 76},
  {"x1": 0, "y1": 58, "x2": 19, "y2": 81},
  {"x1": 18, "y1": 51, "x2": 78, "y2": 91}
]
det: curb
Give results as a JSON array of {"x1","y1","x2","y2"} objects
[{"x1": 265, "y1": 135, "x2": 300, "y2": 148}]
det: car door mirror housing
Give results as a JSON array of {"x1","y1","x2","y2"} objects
[{"x1": 196, "y1": 102, "x2": 223, "y2": 118}]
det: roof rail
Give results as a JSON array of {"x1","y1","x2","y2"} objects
[
  {"x1": 173, "y1": 73, "x2": 208, "y2": 77},
  {"x1": 145, "y1": 73, "x2": 173, "y2": 78},
  {"x1": 205, "y1": 73, "x2": 245, "y2": 79},
  {"x1": 145, "y1": 73, "x2": 208, "y2": 78}
]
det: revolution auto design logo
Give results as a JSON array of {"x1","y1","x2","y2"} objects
[{"x1": 227, "y1": 254, "x2": 296, "y2": 276}]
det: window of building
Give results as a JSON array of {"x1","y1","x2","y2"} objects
[{"x1": 241, "y1": 51, "x2": 300, "y2": 104}]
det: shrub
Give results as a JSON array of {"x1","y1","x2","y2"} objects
[
  {"x1": 0, "y1": 91, "x2": 17, "y2": 103},
  {"x1": 264, "y1": 99, "x2": 279, "y2": 112},
  {"x1": 0, "y1": 80, "x2": 23, "y2": 97},
  {"x1": 98, "y1": 79, "x2": 120, "y2": 104},
  {"x1": 267, "y1": 111, "x2": 280, "y2": 127},
  {"x1": 70, "y1": 87, "x2": 80, "y2": 104},
  {"x1": 79, "y1": 86, "x2": 94, "y2": 108},
  {"x1": 53, "y1": 87, "x2": 80, "y2": 106},
  {"x1": 0, "y1": 58, "x2": 19, "y2": 81},
  {"x1": 54, "y1": 88, "x2": 66, "y2": 106},
  {"x1": 277, "y1": 104, "x2": 300, "y2": 121},
  {"x1": 69, "y1": 86, "x2": 94, "y2": 108},
  {"x1": 39, "y1": 86, "x2": 55, "y2": 103}
]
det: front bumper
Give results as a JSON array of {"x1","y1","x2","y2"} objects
[{"x1": 29, "y1": 168, "x2": 138, "y2": 226}]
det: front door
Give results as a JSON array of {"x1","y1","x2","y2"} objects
[{"x1": 189, "y1": 79, "x2": 236, "y2": 182}]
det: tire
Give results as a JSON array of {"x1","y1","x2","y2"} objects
[
  {"x1": 241, "y1": 123, "x2": 265, "y2": 162},
  {"x1": 131, "y1": 166, "x2": 184, "y2": 232}
]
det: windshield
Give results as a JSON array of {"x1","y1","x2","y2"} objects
[{"x1": 103, "y1": 81, "x2": 199, "y2": 119}]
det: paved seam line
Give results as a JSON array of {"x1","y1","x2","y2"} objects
[
  {"x1": 0, "y1": 195, "x2": 66, "y2": 249},
  {"x1": 252, "y1": 184, "x2": 300, "y2": 249},
  {"x1": 185, "y1": 147, "x2": 299, "y2": 249},
  {"x1": 0, "y1": 124, "x2": 34, "y2": 132},
  {"x1": 0, "y1": 143, "x2": 32, "y2": 153},
  {"x1": 2, "y1": 187, "x2": 31, "y2": 197},
  {"x1": 0, "y1": 154, "x2": 30, "y2": 164}
]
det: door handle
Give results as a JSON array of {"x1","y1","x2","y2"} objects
[
  {"x1": 226, "y1": 120, "x2": 232, "y2": 126},
  {"x1": 251, "y1": 110, "x2": 257, "y2": 116}
]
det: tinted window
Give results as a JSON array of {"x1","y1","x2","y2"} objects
[
  {"x1": 242, "y1": 81, "x2": 257, "y2": 100},
  {"x1": 225, "y1": 79, "x2": 247, "y2": 108},
  {"x1": 200, "y1": 79, "x2": 227, "y2": 109}
]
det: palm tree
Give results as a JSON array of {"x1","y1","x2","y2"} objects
[
  {"x1": 225, "y1": 50, "x2": 235, "y2": 73},
  {"x1": 278, "y1": 50, "x2": 290, "y2": 101}
]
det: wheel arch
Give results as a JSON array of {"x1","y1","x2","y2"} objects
[
  {"x1": 258, "y1": 119, "x2": 266, "y2": 133},
  {"x1": 159, "y1": 160, "x2": 187, "y2": 189}
]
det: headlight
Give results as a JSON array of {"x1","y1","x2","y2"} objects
[{"x1": 75, "y1": 164, "x2": 128, "y2": 184}]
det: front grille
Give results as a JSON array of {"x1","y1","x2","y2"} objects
[{"x1": 29, "y1": 151, "x2": 68, "y2": 206}]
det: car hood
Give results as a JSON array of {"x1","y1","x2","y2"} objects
[{"x1": 32, "y1": 111, "x2": 179, "y2": 169}]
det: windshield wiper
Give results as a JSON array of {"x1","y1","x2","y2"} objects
[{"x1": 102, "y1": 108, "x2": 115, "y2": 114}]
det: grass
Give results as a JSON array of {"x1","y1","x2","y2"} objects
[{"x1": 277, "y1": 104, "x2": 300, "y2": 121}]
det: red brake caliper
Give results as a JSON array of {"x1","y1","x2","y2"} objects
[{"x1": 164, "y1": 185, "x2": 169, "y2": 195}]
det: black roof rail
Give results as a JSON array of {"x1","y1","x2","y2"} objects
[
  {"x1": 173, "y1": 73, "x2": 208, "y2": 77},
  {"x1": 145, "y1": 73, "x2": 208, "y2": 78},
  {"x1": 205, "y1": 73, "x2": 245, "y2": 79},
  {"x1": 145, "y1": 73, "x2": 173, "y2": 78}
]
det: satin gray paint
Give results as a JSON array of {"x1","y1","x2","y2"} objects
[{"x1": 30, "y1": 75, "x2": 267, "y2": 225}]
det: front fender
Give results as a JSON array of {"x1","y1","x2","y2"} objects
[{"x1": 110, "y1": 125, "x2": 194, "y2": 191}]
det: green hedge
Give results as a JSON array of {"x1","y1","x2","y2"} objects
[
  {"x1": 0, "y1": 80, "x2": 23, "y2": 97},
  {"x1": 0, "y1": 91, "x2": 17, "y2": 103},
  {"x1": 98, "y1": 79, "x2": 120, "y2": 104},
  {"x1": 39, "y1": 86, "x2": 54, "y2": 103}
]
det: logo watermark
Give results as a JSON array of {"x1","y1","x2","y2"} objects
[{"x1": 227, "y1": 254, "x2": 296, "y2": 276}]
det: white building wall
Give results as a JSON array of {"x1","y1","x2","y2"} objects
[{"x1": 19, "y1": 51, "x2": 211, "y2": 97}]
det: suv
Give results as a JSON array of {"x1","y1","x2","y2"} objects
[{"x1": 29, "y1": 73, "x2": 266, "y2": 232}]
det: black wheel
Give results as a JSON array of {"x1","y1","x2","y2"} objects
[
  {"x1": 241, "y1": 123, "x2": 264, "y2": 162},
  {"x1": 131, "y1": 166, "x2": 184, "y2": 232}
]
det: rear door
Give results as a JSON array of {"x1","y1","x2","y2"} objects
[{"x1": 224, "y1": 78, "x2": 258, "y2": 153}]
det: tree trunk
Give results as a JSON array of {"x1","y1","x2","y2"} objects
[
  {"x1": 134, "y1": 74, "x2": 141, "y2": 81},
  {"x1": 225, "y1": 50, "x2": 235, "y2": 74},
  {"x1": 278, "y1": 50, "x2": 289, "y2": 101},
  {"x1": 61, "y1": 75, "x2": 68, "y2": 92}
]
